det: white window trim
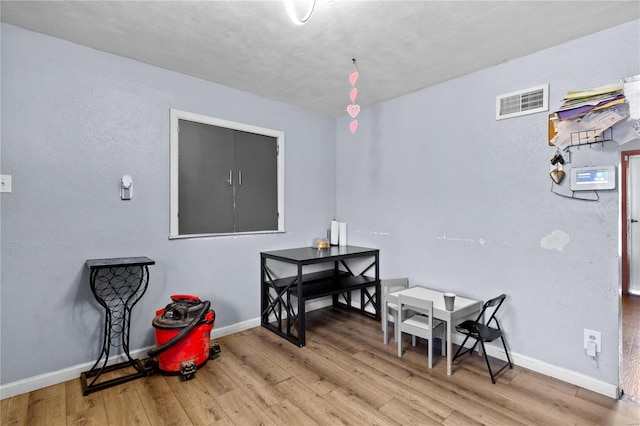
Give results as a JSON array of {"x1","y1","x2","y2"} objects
[{"x1": 169, "y1": 109, "x2": 285, "y2": 239}]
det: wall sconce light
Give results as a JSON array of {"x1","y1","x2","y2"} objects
[{"x1": 121, "y1": 174, "x2": 133, "y2": 200}]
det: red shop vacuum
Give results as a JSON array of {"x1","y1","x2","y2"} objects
[{"x1": 147, "y1": 294, "x2": 221, "y2": 380}]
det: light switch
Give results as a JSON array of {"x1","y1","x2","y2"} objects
[{"x1": 0, "y1": 175, "x2": 12, "y2": 193}]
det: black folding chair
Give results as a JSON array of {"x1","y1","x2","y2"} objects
[{"x1": 452, "y1": 293, "x2": 513, "y2": 383}]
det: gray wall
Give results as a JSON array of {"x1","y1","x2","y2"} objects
[
  {"x1": 1, "y1": 19, "x2": 639, "y2": 391},
  {"x1": 0, "y1": 24, "x2": 336, "y2": 384},
  {"x1": 336, "y1": 20, "x2": 640, "y2": 386}
]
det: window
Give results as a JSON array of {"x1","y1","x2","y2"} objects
[{"x1": 170, "y1": 109, "x2": 285, "y2": 238}]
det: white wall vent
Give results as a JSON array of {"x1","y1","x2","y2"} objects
[{"x1": 496, "y1": 84, "x2": 549, "y2": 120}]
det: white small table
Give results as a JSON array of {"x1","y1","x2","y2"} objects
[{"x1": 386, "y1": 286, "x2": 482, "y2": 376}]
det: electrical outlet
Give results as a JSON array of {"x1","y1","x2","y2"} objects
[
  {"x1": 0, "y1": 175, "x2": 12, "y2": 193},
  {"x1": 584, "y1": 329, "x2": 601, "y2": 353}
]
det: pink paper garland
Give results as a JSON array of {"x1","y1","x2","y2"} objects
[{"x1": 348, "y1": 60, "x2": 360, "y2": 133}]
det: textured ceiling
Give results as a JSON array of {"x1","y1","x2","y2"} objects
[{"x1": 1, "y1": 1, "x2": 639, "y2": 116}]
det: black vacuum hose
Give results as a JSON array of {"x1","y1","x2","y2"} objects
[{"x1": 148, "y1": 300, "x2": 211, "y2": 358}]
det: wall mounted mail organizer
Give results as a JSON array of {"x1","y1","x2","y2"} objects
[{"x1": 546, "y1": 80, "x2": 640, "y2": 200}]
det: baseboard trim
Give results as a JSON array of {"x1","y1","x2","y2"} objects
[
  {"x1": 0, "y1": 303, "x2": 618, "y2": 400},
  {"x1": 0, "y1": 317, "x2": 260, "y2": 400},
  {"x1": 478, "y1": 340, "x2": 619, "y2": 399}
]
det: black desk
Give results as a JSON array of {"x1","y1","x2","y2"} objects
[
  {"x1": 80, "y1": 257, "x2": 155, "y2": 395},
  {"x1": 261, "y1": 246, "x2": 380, "y2": 346}
]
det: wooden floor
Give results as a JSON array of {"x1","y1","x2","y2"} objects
[
  {"x1": 4, "y1": 307, "x2": 640, "y2": 426},
  {"x1": 622, "y1": 294, "x2": 640, "y2": 400}
]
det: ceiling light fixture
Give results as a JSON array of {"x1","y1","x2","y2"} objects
[{"x1": 284, "y1": 0, "x2": 316, "y2": 25}]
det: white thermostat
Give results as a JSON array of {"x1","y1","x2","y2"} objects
[{"x1": 570, "y1": 165, "x2": 616, "y2": 191}]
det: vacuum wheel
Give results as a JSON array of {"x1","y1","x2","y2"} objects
[
  {"x1": 180, "y1": 360, "x2": 197, "y2": 381},
  {"x1": 209, "y1": 343, "x2": 221, "y2": 359}
]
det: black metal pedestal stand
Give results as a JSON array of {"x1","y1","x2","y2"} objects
[{"x1": 80, "y1": 257, "x2": 155, "y2": 396}]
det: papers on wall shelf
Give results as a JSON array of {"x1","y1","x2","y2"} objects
[
  {"x1": 557, "y1": 85, "x2": 624, "y2": 118},
  {"x1": 549, "y1": 108, "x2": 627, "y2": 149},
  {"x1": 583, "y1": 105, "x2": 629, "y2": 130},
  {"x1": 549, "y1": 115, "x2": 611, "y2": 150},
  {"x1": 556, "y1": 95, "x2": 625, "y2": 120},
  {"x1": 563, "y1": 83, "x2": 624, "y2": 101},
  {"x1": 615, "y1": 118, "x2": 640, "y2": 145},
  {"x1": 549, "y1": 82, "x2": 632, "y2": 149}
]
